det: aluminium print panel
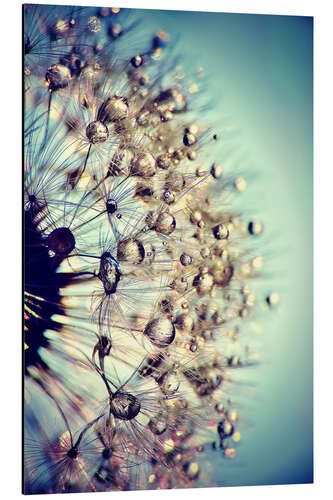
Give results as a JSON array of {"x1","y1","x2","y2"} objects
[{"x1": 23, "y1": 3, "x2": 313, "y2": 494}]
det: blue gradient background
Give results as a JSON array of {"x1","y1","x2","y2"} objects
[{"x1": 138, "y1": 9, "x2": 313, "y2": 486}]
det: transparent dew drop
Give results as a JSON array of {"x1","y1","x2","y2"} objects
[
  {"x1": 157, "y1": 154, "x2": 171, "y2": 170},
  {"x1": 136, "y1": 110, "x2": 150, "y2": 126},
  {"x1": 148, "y1": 473, "x2": 156, "y2": 484},
  {"x1": 159, "y1": 296, "x2": 174, "y2": 315},
  {"x1": 213, "y1": 224, "x2": 229, "y2": 240},
  {"x1": 109, "y1": 23, "x2": 123, "y2": 39},
  {"x1": 165, "y1": 172, "x2": 185, "y2": 193},
  {"x1": 46, "y1": 227, "x2": 75, "y2": 256},
  {"x1": 155, "y1": 212, "x2": 176, "y2": 235},
  {"x1": 211, "y1": 163, "x2": 223, "y2": 179},
  {"x1": 98, "y1": 7, "x2": 111, "y2": 17},
  {"x1": 190, "y1": 343, "x2": 198, "y2": 353},
  {"x1": 45, "y1": 64, "x2": 71, "y2": 92},
  {"x1": 174, "y1": 453, "x2": 182, "y2": 464},
  {"x1": 160, "y1": 370, "x2": 180, "y2": 395},
  {"x1": 218, "y1": 419, "x2": 234, "y2": 439},
  {"x1": 187, "y1": 150, "x2": 197, "y2": 161},
  {"x1": 97, "y1": 96, "x2": 129, "y2": 123},
  {"x1": 138, "y1": 72, "x2": 149, "y2": 86},
  {"x1": 183, "y1": 132, "x2": 197, "y2": 147},
  {"x1": 60, "y1": 52, "x2": 82, "y2": 77},
  {"x1": 245, "y1": 293, "x2": 256, "y2": 307},
  {"x1": 106, "y1": 199, "x2": 118, "y2": 214},
  {"x1": 234, "y1": 176, "x2": 247, "y2": 192},
  {"x1": 98, "y1": 252, "x2": 121, "y2": 295},
  {"x1": 208, "y1": 369, "x2": 223, "y2": 389},
  {"x1": 145, "y1": 211, "x2": 156, "y2": 229},
  {"x1": 196, "y1": 166, "x2": 206, "y2": 178},
  {"x1": 86, "y1": 121, "x2": 109, "y2": 144},
  {"x1": 131, "y1": 54, "x2": 143, "y2": 67},
  {"x1": 144, "y1": 317, "x2": 176, "y2": 348},
  {"x1": 173, "y1": 88, "x2": 186, "y2": 111},
  {"x1": 252, "y1": 255, "x2": 264, "y2": 270},
  {"x1": 131, "y1": 153, "x2": 156, "y2": 177},
  {"x1": 213, "y1": 264, "x2": 234, "y2": 287},
  {"x1": 117, "y1": 238, "x2": 145, "y2": 264},
  {"x1": 215, "y1": 402, "x2": 225, "y2": 414},
  {"x1": 190, "y1": 210, "x2": 202, "y2": 224},
  {"x1": 187, "y1": 124, "x2": 199, "y2": 135},
  {"x1": 180, "y1": 253, "x2": 192, "y2": 266},
  {"x1": 233, "y1": 430, "x2": 241, "y2": 443},
  {"x1": 184, "y1": 462, "x2": 200, "y2": 480},
  {"x1": 193, "y1": 269, "x2": 214, "y2": 296},
  {"x1": 148, "y1": 413, "x2": 168, "y2": 435},
  {"x1": 248, "y1": 220, "x2": 264, "y2": 236},
  {"x1": 228, "y1": 409, "x2": 238, "y2": 423},
  {"x1": 224, "y1": 447, "x2": 236, "y2": 458},
  {"x1": 162, "y1": 438, "x2": 175, "y2": 454},
  {"x1": 163, "y1": 190, "x2": 175, "y2": 204},
  {"x1": 154, "y1": 88, "x2": 186, "y2": 112},
  {"x1": 266, "y1": 291, "x2": 280, "y2": 306},
  {"x1": 161, "y1": 110, "x2": 173, "y2": 122},
  {"x1": 176, "y1": 313, "x2": 194, "y2": 332},
  {"x1": 110, "y1": 392, "x2": 141, "y2": 420}
]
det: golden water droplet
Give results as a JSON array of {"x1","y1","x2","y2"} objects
[
  {"x1": 234, "y1": 176, "x2": 247, "y2": 192},
  {"x1": 211, "y1": 163, "x2": 223, "y2": 179},
  {"x1": 163, "y1": 438, "x2": 175, "y2": 453}
]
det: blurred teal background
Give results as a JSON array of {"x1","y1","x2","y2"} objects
[{"x1": 139, "y1": 9, "x2": 313, "y2": 486}]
